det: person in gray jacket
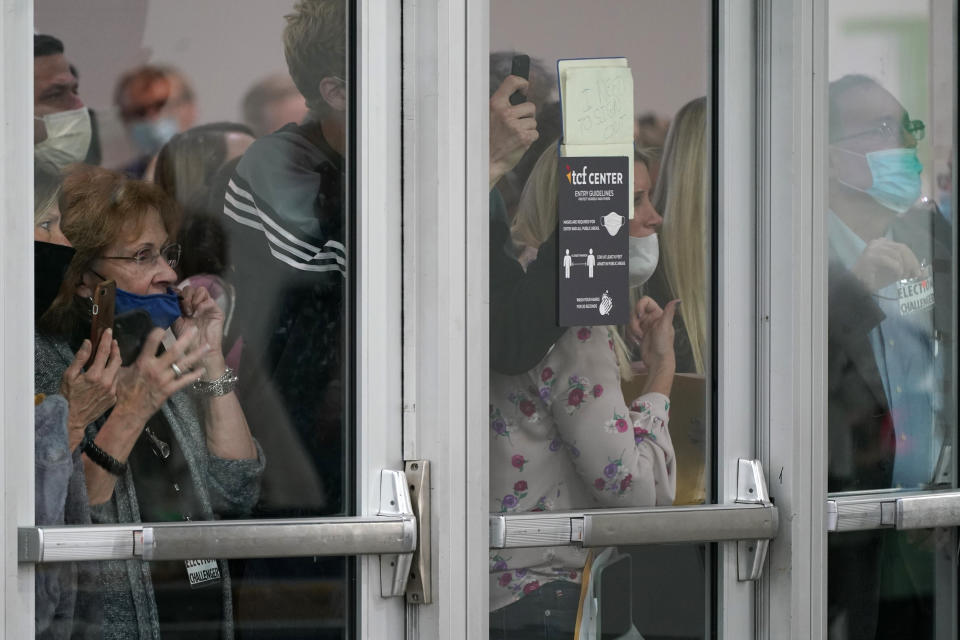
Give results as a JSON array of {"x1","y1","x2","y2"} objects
[{"x1": 37, "y1": 165, "x2": 264, "y2": 639}]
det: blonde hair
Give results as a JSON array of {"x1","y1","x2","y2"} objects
[
  {"x1": 512, "y1": 143, "x2": 637, "y2": 380},
  {"x1": 652, "y1": 97, "x2": 708, "y2": 374}
]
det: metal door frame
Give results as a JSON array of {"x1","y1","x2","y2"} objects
[{"x1": 760, "y1": 1, "x2": 830, "y2": 638}]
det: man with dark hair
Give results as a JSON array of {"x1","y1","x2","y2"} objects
[
  {"x1": 114, "y1": 65, "x2": 198, "y2": 178},
  {"x1": 826, "y1": 75, "x2": 950, "y2": 640},
  {"x1": 33, "y1": 34, "x2": 92, "y2": 170}
]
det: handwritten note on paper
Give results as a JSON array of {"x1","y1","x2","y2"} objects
[{"x1": 562, "y1": 66, "x2": 634, "y2": 146}]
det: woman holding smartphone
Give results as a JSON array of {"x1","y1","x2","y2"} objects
[{"x1": 37, "y1": 165, "x2": 263, "y2": 639}]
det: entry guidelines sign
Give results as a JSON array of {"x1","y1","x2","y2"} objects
[{"x1": 557, "y1": 155, "x2": 630, "y2": 326}]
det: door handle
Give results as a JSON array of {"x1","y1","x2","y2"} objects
[
  {"x1": 20, "y1": 470, "x2": 415, "y2": 562},
  {"x1": 490, "y1": 459, "x2": 778, "y2": 582},
  {"x1": 828, "y1": 489, "x2": 960, "y2": 532}
]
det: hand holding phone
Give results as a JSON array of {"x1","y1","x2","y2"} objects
[
  {"x1": 86, "y1": 280, "x2": 116, "y2": 369},
  {"x1": 509, "y1": 54, "x2": 530, "y2": 105}
]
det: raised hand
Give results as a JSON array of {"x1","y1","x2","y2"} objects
[
  {"x1": 113, "y1": 326, "x2": 209, "y2": 425},
  {"x1": 59, "y1": 329, "x2": 122, "y2": 451},
  {"x1": 851, "y1": 238, "x2": 922, "y2": 292},
  {"x1": 489, "y1": 75, "x2": 539, "y2": 188},
  {"x1": 174, "y1": 285, "x2": 227, "y2": 379}
]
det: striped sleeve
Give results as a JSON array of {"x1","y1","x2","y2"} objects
[{"x1": 223, "y1": 166, "x2": 346, "y2": 276}]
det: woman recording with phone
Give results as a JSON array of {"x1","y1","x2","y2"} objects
[{"x1": 36, "y1": 165, "x2": 263, "y2": 639}]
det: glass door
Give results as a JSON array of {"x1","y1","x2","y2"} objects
[
  {"x1": 480, "y1": 2, "x2": 768, "y2": 638},
  {"x1": 822, "y1": 1, "x2": 958, "y2": 639},
  {"x1": 3, "y1": 0, "x2": 406, "y2": 637}
]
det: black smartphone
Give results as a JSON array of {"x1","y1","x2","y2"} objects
[
  {"x1": 509, "y1": 54, "x2": 530, "y2": 105},
  {"x1": 596, "y1": 554, "x2": 633, "y2": 639},
  {"x1": 113, "y1": 309, "x2": 154, "y2": 366},
  {"x1": 86, "y1": 280, "x2": 116, "y2": 369}
]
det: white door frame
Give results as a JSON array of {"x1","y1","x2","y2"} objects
[
  {"x1": 2, "y1": 0, "x2": 38, "y2": 636},
  {"x1": 400, "y1": 0, "x2": 490, "y2": 635},
  {"x1": 761, "y1": 0, "x2": 831, "y2": 638},
  {"x1": 356, "y1": 0, "x2": 406, "y2": 635}
]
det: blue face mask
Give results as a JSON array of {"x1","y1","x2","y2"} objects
[
  {"x1": 129, "y1": 116, "x2": 179, "y2": 155},
  {"x1": 114, "y1": 287, "x2": 182, "y2": 329},
  {"x1": 837, "y1": 147, "x2": 923, "y2": 214}
]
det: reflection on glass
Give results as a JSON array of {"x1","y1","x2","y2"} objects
[
  {"x1": 32, "y1": 0, "x2": 352, "y2": 637},
  {"x1": 488, "y1": 2, "x2": 711, "y2": 637},
  {"x1": 826, "y1": 1, "x2": 956, "y2": 638}
]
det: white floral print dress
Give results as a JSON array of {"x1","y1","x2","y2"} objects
[{"x1": 489, "y1": 325, "x2": 676, "y2": 612}]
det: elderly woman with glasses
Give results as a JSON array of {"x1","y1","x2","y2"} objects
[{"x1": 36, "y1": 165, "x2": 264, "y2": 639}]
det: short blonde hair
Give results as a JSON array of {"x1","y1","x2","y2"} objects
[{"x1": 283, "y1": 0, "x2": 346, "y2": 112}]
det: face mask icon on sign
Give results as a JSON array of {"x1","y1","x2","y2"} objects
[{"x1": 602, "y1": 212, "x2": 624, "y2": 237}]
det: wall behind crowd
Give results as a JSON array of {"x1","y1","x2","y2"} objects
[
  {"x1": 490, "y1": 0, "x2": 709, "y2": 122},
  {"x1": 36, "y1": 0, "x2": 295, "y2": 167}
]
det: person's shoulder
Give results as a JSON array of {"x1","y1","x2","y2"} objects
[
  {"x1": 233, "y1": 124, "x2": 334, "y2": 198},
  {"x1": 240, "y1": 124, "x2": 333, "y2": 169}
]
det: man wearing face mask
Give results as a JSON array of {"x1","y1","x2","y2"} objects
[
  {"x1": 826, "y1": 75, "x2": 952, "y2": 640},
  {"x1": 114, "y1": 65, "x2": 197, "y2": 179},
  {"x1": 34, "y1": 34, "x2": 92, "y2": 172}
]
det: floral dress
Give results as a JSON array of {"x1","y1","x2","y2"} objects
[{"x1": 489, "y1": 326, "x2": 675, "y2": 612}]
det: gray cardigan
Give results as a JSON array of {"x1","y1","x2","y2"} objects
[
  {"x1": 35, "y1": 394, "x2": 101, "y2": 640},
  {"x1": 36, "y1": 334, "x2": 266, "y2": 640}
]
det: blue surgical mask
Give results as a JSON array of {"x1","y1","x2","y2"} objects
[
  {"x1": 129, "y1": 116, "x2": 179, "y2": 155},
  {"x1": 837, "y1": 147, "x2": 923, "y2": 214},
  {"x1": 114, "y1": 287, "x2": 182, "y2": 329}
]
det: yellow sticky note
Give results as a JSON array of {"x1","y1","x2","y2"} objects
[{"x1": 561, "y1": 66, "x2": 634, "y2": 146}]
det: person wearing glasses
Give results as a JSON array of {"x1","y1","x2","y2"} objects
[
  {"x1": 36, "y1": 166, "x2": 263, "y2": 638},
  {"x1": 826, "y1": 75, "x2": 951, "y2": 640}
]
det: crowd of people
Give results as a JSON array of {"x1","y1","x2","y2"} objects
[
  {"x1": 31, "y1": 2, "x2": 334, "y2": 637},
  {"x1": 29, "y1": 0, "x2": 947, "y2": 638}
]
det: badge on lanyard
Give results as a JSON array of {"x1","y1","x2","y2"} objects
[
  {"x1": 185, "y1": 558, "x2": 222, "y2": 588},
  {"x1": 897, "y1": 265, "x2": 934, "y2": 315}
]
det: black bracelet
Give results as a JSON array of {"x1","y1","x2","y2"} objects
[{"x1": 82, "y1": 438, "x2": 128, "y2": 476}]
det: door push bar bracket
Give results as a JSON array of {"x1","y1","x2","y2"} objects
[
  {"x1": 377, "y1": 461, "x2": 432, "y2": 603},
  {"x1": 403, "y1": 460, "x2": 432, "y2": 604},
  {"x1": 735, "y1": 459, "x2": 773, "y2": 582}
]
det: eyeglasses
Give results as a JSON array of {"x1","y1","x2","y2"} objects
[
  {"x1": 836, "y1": 115, "x2": 926, "y2": 144},
  {"x1": 101, "y1": 243, "x2": 181, "y2": 269}
]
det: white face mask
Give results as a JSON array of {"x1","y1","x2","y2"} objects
[
  {"x1": 34, "y1": 107, "x2": 92, "y2": 170},
  {"x1": 602, "y1": 211, "x2": 625, "y2": 237},
  {"x1": 628, "y1": 233, "x2": 659, "y2": 287}
]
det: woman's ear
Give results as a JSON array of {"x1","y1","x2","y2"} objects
[{"x1": 318, "y1": 76, "x2": 347, "y2": 112}]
